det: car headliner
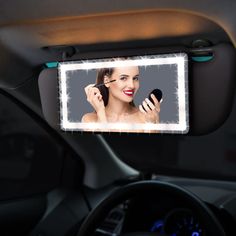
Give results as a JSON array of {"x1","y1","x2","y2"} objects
[{"x1": 0, "y1": 0, "x2": 235, "y2": 65}]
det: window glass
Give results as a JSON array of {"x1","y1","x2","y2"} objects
[{"x1": 0, "y1": 92, "x2": 64, "y2": 199}]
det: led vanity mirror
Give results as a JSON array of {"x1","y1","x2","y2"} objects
[{"x1": 58, "y1": 53, "x2": 189, "y2": 133}]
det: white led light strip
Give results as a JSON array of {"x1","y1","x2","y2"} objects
[{"x1": 58, "y1": 54, "x2": 189, "y2": 133}]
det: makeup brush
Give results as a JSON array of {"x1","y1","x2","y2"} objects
[{"x1": 94, "y1": 79, "x2": 116, "y2": 88}]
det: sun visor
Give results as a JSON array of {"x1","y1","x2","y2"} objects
[
  {"x1": 190, "y1": 43, "x2": 236, "y2": 134},
  {"x1": 38, "y1": 43, "x2": 236, "y2": 135},
  {"x1": 0, "y1": 44, "x2": 36, "y2": 89},
  {"x1": 38, "y1": 68, "x2": 60, "y2": 130}
]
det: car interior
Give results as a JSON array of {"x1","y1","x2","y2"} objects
[{"x1": 0, "y1": 1, "x2": 236, "y2": 236}]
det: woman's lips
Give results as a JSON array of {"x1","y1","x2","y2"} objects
[{"x1": 123, "y1": 90, "x2": 134, "y2": 97}]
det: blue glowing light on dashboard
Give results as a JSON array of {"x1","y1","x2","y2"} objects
[
  {"x1": 150, "y1": 220, "x2": 164, "y2": 232},
  {"x1": 192, "y1": 232, "x2": 200, "y2": 236}
]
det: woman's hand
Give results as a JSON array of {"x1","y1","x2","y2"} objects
[
  {"x1": 84, "y1": 84, "x2": 107, "y2": 122},
  {"x1": 139, "y1": 94, "x2": 161, "y2": 123}
]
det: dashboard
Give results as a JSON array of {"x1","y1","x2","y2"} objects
[
  {"x1": 123, "y1": 196, "x2": 204, "y2": 235},
  {"x1": 96, "y1": 196, "x2": 205, "y2": 235},
  {"x1": 86, "y1": 177, "x2": 236, "y2": 236}
]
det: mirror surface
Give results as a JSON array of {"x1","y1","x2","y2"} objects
[{"x1": 59, "y1": 54, "x2": 189, "y2": 133}]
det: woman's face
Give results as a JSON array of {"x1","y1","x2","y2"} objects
[{"x1": 106, "y1": 66, "x2": 140, "y2": 103}]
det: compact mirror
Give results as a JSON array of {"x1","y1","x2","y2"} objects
[{"x1": 58, "y1": 53, "x2": 189, "y2": 133}]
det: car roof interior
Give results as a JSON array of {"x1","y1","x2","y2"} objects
[{"x1": 1, "y1": 1, "x2": 236, "y2": 80}]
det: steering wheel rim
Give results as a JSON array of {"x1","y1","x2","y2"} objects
[{"x1": 77, "y1": 180, "x2": 226, "y2": 236}]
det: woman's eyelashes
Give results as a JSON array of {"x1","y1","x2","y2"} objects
[
  {"x1": 119, "y1": 76, "x2": 128, "y2": 81},
  {"x1": 119, "y1": 75, "x2": 139, "y2": 81}
]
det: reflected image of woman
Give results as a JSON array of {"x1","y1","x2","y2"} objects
[{"x1": 82, "y1": 64, "x2": 161, "y2": 124}]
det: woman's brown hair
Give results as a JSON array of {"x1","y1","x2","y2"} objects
[{"x1": 96, "y1": 67, "x2": 114, "y2": 106}]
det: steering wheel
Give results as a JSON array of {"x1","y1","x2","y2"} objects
[{"x1": 77, "y1": 181, "x2": 226, "y2": 236}]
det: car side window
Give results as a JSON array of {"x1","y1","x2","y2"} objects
[{"x1": 0, "y1": 92, "x2": 64, "y2": 200}]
